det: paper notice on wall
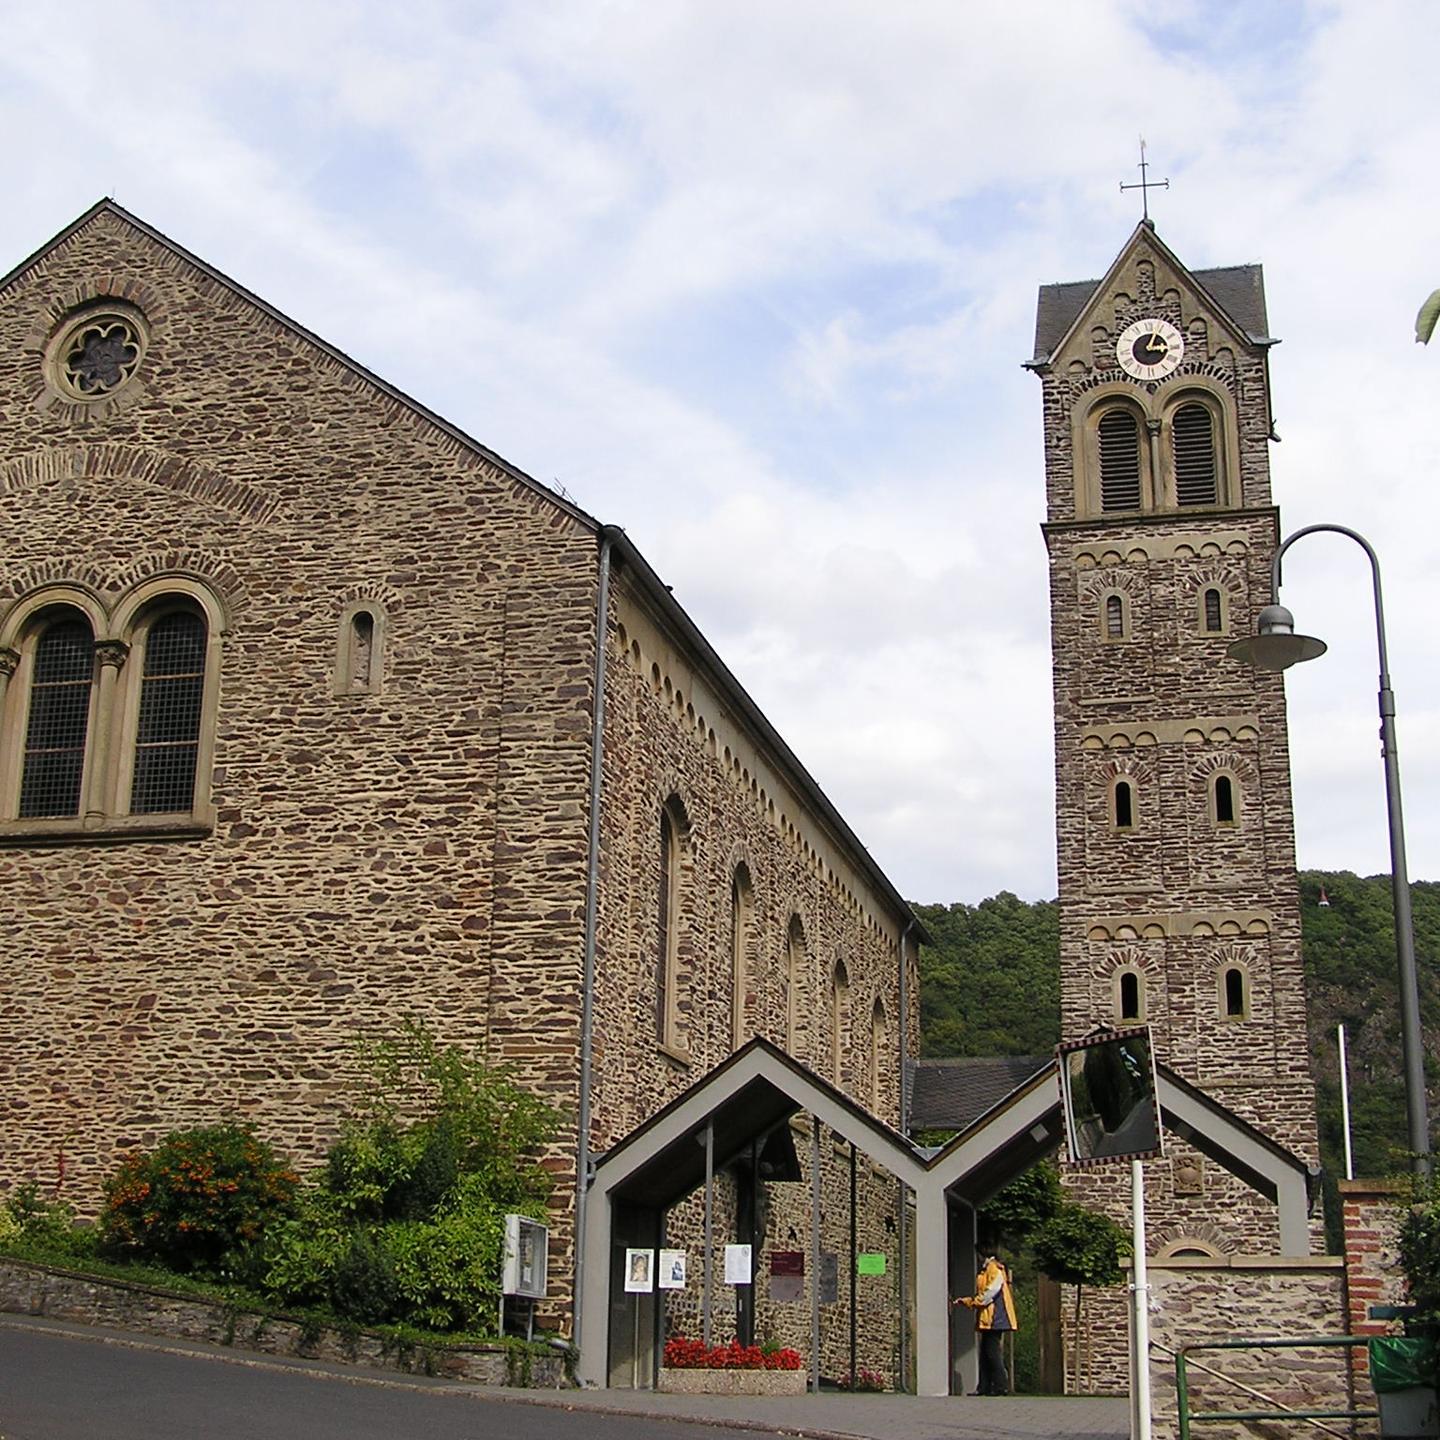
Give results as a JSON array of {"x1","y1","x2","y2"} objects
[
  {"x1": 658, "y1": 1249, "x2": 687, "y2": 1289},
  {"x1": 724, "y1": 1243, "x2": 752, "y2": 1285},
  {"x1": 857, "y1": 1253, "x2": 887, "y2": 1276},
  {"x1": 624, "y1": 1247, "x2": 654, "y2": 1293}
]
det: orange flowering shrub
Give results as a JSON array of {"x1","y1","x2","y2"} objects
[
  {"x1": 663, "y1": 1337, "x2": 803, "y2": 1370},
  {"x1": 100, "y1": 1124, "x2": 300, "y2": 1274}
]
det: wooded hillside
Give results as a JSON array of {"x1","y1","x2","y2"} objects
[{"x1": 914, "y1": 871, "x2": 1440, "y2": 1186}]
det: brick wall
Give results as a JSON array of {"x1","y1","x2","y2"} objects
[{"x1": 1341, "y1": 1179, "x2": 1408, "y2": 1378}]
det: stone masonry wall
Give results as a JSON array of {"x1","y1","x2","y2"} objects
[
  {"x1": 0, "y1": 210, "x2": 596, "y2": 1286},
  {"x1": 585, "y1": 575, "x2": 920, "y2": 1379},
  {"x1": 0, "y1": 206, "x2": 922, "y2": 1356},
  {"x1": 1039, "y1": 231, "x2": 1321, "y2": 1277}
]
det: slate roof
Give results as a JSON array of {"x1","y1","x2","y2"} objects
[
  {"x1": 907, "y1": 1055, "x2": 1051, "y2": 1133},
  {"x1": 1031, "y1": 262, "x2": 1271, "y2": 364}
]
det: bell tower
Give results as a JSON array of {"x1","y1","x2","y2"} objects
[{"x1": 1029, "y1": 222, "x2": 1320, "y2": 1254}]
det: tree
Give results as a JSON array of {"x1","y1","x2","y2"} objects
[{"x1": 1030, "y1": 1202, "x2": 1132, "y2": 1394}]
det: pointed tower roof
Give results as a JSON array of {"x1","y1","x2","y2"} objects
[{"x1": 1028, "y1": 222, "x2": 1273, "y2": 367}]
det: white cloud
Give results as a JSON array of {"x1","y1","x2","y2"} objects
[{"x1": 3, "y1": 0, "x2": 1440, "y2": 902}]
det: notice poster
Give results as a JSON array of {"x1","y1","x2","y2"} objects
[
  {"x1": 624, "y1": 1247, "x2": 654, "y2": 1293},
  {"x1": 857, "y1": 1253, "x2": 887, "y2": 1276},
  {"x1": 658, "y1": 1249, "x2": 687, "y2": 1289},
  {"x1": 770, "y1": 1250, "x2": 804, "y2": 1303},
  {"x1": 819, "y1": 1252, "x2": 839, "y2": 1305},
  {"x1": 723, "y1": 1243, "x2": 752, "y2": 1285}
]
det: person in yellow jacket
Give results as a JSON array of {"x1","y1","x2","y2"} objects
[{"x1": 953, "y1": 1250, "x2": 1016, "y2": 1395}]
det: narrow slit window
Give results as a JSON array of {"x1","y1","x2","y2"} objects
[
  {"x1": 730, "y1": 865, "x2": 752, "y2": 1049},
  {"x1": 1214, "y1": 775, "x2": 1236, "y2": 825},
  {"x1": 1119, "y1": 971, "x2": 1142, "y2": 1021},
  {"x1": 130, "y1": 610, "x2": 206, "y2": 814},
  {"x1": 1223, "y1": 967, "x2": 1247, "y2": 1019},
  {"x1": 1114, "y1": 779, "x2": 1134, "y2": 830},
  {"x1": 657, "y1": 807, "x2": 679, "y2": 1043},
  {"x1": 1105, "y1": 594, "x2": 1125, "y2": 639},
  {"x1": 19, "y1": 618, "x2": 95, "y2": 818},
  {"x1": 1203, "y1": 588, "x2": 1223, "y2": 633},
  {"x1": 1173, "y1": 403, "x2": 1218, "y2": 506},
  {"x1": 1098, "y1": 410, "x2": 1142, "y2": 511},
  {"x1": 350, "y1": 611, "x2": 375, "y2": 690}
]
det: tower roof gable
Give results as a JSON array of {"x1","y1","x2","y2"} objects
[{"x1": 1029, "y1": 223, "x2": 1272, "y2": 367}]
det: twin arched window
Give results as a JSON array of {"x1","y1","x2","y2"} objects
[
  {"x1": 1094, "y1": 395, "x2": 1223, "y2": 515},
  {"x1": 2, "y1": 593, "x2": 216, "y2": 831}
]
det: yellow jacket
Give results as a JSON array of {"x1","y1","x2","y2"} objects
[{"x1": 962, "y1": 1256, "x2": 1016, "y2": 1331}]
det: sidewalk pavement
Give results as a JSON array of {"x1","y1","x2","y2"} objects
[
  {"x1": 501, "y1": 1382, "x2": 1131, "y2": 1440},
  {"x1": 2, "y1": 1313, "x2": 1130, "y2": 1440}
]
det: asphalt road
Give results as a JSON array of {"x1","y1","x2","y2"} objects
[{"x1": 0, "y1": 1322, "x2": 762, "y2": 1440}]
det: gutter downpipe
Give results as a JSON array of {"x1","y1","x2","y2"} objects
[
  {"x1": 572, "y1": 525, "x2": 616, "y2": 1374},
  {"x1": 897, "y1": 917, "x2": 916, "y2": 1391}
]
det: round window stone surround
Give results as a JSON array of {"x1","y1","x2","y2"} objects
[{"x1": 44, "y1": 301, "x2": 150, "y2": 403}]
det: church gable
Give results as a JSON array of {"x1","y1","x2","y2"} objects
[{"x1": 0, "y1": 201, "x2": 594, "y2": 542}]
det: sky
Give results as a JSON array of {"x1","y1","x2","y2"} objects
[{"x1": 3, "y1": 0, "x2": 1438, "y2": 905}]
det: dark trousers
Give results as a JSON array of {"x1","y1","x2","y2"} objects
[{"x1": 977, "y1": 1328, "x2": 1009, "y2": 1395}]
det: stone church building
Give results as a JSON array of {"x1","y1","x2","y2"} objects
[
  {"x1": 0, "y1": 201, "x2": 921, "y2": 1383},
  {"x1": 1, "y1": 200, "x2": 1354, "y2": 1405}
]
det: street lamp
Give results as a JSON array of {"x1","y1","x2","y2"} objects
[{"x1": 1228, "y1": 523, "x2": 1430, "y2": 1177}]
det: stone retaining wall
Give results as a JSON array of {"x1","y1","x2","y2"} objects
[{"x1": 0, "y1": 1257, "x2": 570, "y2": 1388}]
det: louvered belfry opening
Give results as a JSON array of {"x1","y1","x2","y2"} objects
[
  {"x1": 1173, "y1": 402, "x2": 1218, "y2": 506},
  {"x1": 1098, "y1": 409, "x2": 1142, "y2": 511},
  {"x1": 131, "y1": 610, "x2": 206, "y2": 814},
  {"x1": 19, "y1": 617, "x2": 95, "y2": 818}
]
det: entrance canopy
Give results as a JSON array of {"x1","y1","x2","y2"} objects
[{"x1": 576, "y1": 1038, "x2": 1316, "y2": 1394}]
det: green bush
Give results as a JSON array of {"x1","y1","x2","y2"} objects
[
  {"x1": 257, "y1": 1020, "x2": 558, "y2": 1333},
  {"x1": 100, "y1": 1123, "x2": 300, "y2": 1274},
  {"x1": 0, "y1": 1182, "x2": 98, "y2": 1263}
]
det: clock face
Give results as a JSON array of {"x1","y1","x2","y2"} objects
[{"x1": 1116, "y1": 317, "x2": 1184, "y2": 380}]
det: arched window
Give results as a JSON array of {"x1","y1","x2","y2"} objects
[
  {"x1": 1098, "y1": 409, "x2": 1142, "y2": 512},
  {"x1": 785, "y1": 916, "x2": 806, "y2": 1056},
  {"x1": 831, "y1": 961, "x2": 849, "y2": 1085},
  {"x1": 1173, "y1": 403, "x2": 1218, "y2": 506},
  {"x1": 870, "y1": 999, "x2": 888, "y2": 1111},
  {"x1": 129, "y1": 609, "x2": 207, "y2": 815},
  {"x1": 1202, "y1": 587, "x2": 1223, "y2": 633},
  {"x1": 656, "y1": 803, "x2": 683, "y2": 1047},
  {"x1": 335, "y1": 601, "x2": 386, "y2": 696},
  {"x1": 1113, "y1": 778, "x2": 1135, "y2": 830},
  {"x1": 1221, "y1": 966, "x2": 1248, "y2": 1020},
  {"x1": 1104, "y1": 593, "x2": 1125, "y2": 640},
  {"x1": 19, "y1": 615, "x2": 95, "y2": 818},
  {"x1": 1118, "y1": 969, "x2": 1143, "y2": 1022},
  {"x1": 1213, "y1": 774, "x2": 1237, "y2": 826},
  {"x1": 730, "y1": 864, "x2": 753, "y2": 1049}
]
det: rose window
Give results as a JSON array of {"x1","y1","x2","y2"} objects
[{"x1": 63, "y1": 317, "x2": 142, "y2": 395}]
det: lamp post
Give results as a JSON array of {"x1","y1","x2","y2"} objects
[{"x1": 1228, "y1": 523, "x2": 1430, "y2": 1177}]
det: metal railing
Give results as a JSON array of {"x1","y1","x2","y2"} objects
[{"x1": 1174, "y1": 1335, "x2": 1379, "y2": 1440}]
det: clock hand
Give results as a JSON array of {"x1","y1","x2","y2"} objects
[{"x1": 1145, "y1": 331, "x2": 1167, "y2": 355}]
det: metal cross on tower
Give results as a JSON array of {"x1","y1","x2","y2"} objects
[{"x1": 1121, "y1": 138, "x2": 1169, "y2": 222}]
